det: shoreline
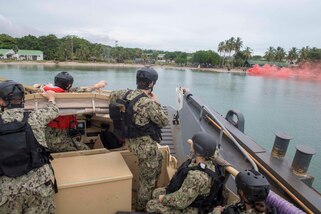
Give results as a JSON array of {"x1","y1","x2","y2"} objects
[{"x1": 0, "y1": 60, "x2": 246, "y2": 73}]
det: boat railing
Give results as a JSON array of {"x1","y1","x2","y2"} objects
[{"x1": 183, "y1": 90, "x2": 258, "y2": 171}]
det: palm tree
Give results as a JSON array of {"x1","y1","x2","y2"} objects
[
  {"x1": 218, "y1": 41, "x2": 226, "y2": 67},
  {"x1": 243, "y1": 47, "x2": 252, "y2": 61},
  {"x1": 299, "y1": 46, "x2": 310, "y2": 62},
  {"x1": 218, "y1": 41, "x2": 225, "y2": 57},
  {"x1": 227, "y1": 37, "x2": 235, "y2": 57},
  {"x1": 264, "y1": 47, "x2": 275, "y2": 63},
  {"x1": 287, "y1": 47, "x2": 298, "y2": 64},
  {"x1": 234, "y1": 37, "x2": 243, "y2": 53},
  {"x1": 275, "y1": 47, "x2": 286, "y2": 62}
]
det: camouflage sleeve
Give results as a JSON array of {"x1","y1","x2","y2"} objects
[
  {"x1": 30, "y1": 101, "x2": 59, "y2": 126},
  {"x1": 109, "y1": 90, "x2": 127, "y2": 103},
  {"x1": 69, "y1": 86, "x2": 96, "y2": 93},
  {"x1": 162, "y1": 171, "x2": 207, "y2": 209},
  {"x1": 147, "y1": 101, "x2": 169, "y2": 128}
]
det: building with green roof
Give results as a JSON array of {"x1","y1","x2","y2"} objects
[
  {"x1": 0, "y1": 49, "x2": 15, "y2": 59},
  {"x1": 246, "y1": 59, "x2": 289, "y2": 67},
  {"x1": 16, "y1": 50, "x2": 43, "y2": 60},
  {"x1": 0, "y1": 49, "x2": 43, "y2": 60}
]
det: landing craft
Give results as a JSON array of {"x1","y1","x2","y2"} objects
[{"x1": 16, "y1": 86, "x2": 321, "y2": 213}]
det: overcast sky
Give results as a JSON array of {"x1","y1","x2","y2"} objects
[{"x1": 1, "y1": 0, "x2": 320, "y2": 55}]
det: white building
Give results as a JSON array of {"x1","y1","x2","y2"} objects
[
  {"x1": 0, "y1": 49, "x2": 43, "y2": 60},
  {"x1": 157, "y1": 54, "x2": 166, "y2": 63},
  {"x1": 14, "y1": 50, "x2": 43, "y2": 60},
  {"x1": 0, "y1": 49, "x2": 15, "y2": 59}
]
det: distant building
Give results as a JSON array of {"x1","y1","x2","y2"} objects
[
  {"x1": 0, "y1": 49, "x2": 43, "y2": 60},
  {"x1": 246, "y1": 59, "x2": 289, "y2": 67},
  {"x1": 157, "y1": 54, "x2": 166, "y2": 63},
  {"x1": 15, "y1": 50, "x2": 43, "y2": 60},
  {"x1": 0, "y1": 49, "x2": 15, "y2": 59}
]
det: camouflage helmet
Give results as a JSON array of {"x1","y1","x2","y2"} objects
[
  {"x1": 235, "y1": 169, "x2": 270, "y2": 203},
  {"x1": 192, "y1": 132, "x2": 217, "y2": 158},
  {"x1": 136, "y1": 67, "x2": 158, "y2": 89},
  {"x1": 54, "y1": 72, "x2": 74, "y2": 90}
]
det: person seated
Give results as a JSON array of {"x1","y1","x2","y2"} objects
[
  {"x1": 212, "y1": 169, "x2": 277, "y2": 214},
  {"x1": 146, "y1": 132, "x2": 226, "y2": 214},
  {"x1": 36, "y1": 72, "x2": 107, "y2": 153}
]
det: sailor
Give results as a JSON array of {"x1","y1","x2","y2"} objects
[
  {"x1": 40, "y1": 71, "x2": 107, "y2": 152},
  {"x1": 109, "y1": 67, "x2": 169, "y2": 211},
  {"x1": 212, "y1": 169, "x2": 276, "y2": 214},
  {"x1": 0, "y1": 80, "x2": 59, "y2": 213},
  {"x1": 146, "y1": 132, "x2": 226, "y2": 214}
]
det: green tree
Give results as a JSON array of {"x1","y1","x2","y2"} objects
[
  {"x1": 252, "y1": 55, "x2": 262, "y2": 60},
  {"x1": 192, "y1": 50, "x2": 220, "y2": 66},
  {"x1": 299, "y1": 46, "x2": 310, "y2": 62},
  {"x1": 307, "y1": 48, "x2": 321, "y2": 61},
  {"x1": 175, "y1": 52, "x2": 188, "y2": 65},
  {"x1": 75, "y1": 44, "x2": 90, "y2": 61},
  {"x1": 242, "y1": 47, "x2": 252, "y2": 61},
  {"x1": 217, "y1": 41, "x2": 226, "y2": 67},
  {"x1": 275, "y1": 47, "x2": 286, "y2": 62},
  {"x1": 264, "y1": 47, "x2": 275, "y2": 62},
  {"x1": 165, "y1": 52, "x2": 178, "y2": 61},
  {"x1": 57, "y1": 38, "x2": 73, "y2": 61},
  {"x1": 16, "y1": 35, "x2": 40, "y2": 50},
  {"x1": 226, "y1": 37, "x2": 235, "y2": 57},
  {"x1": 39, "y1": 34, "x2": 61, "y2": 60},
  {"x1": 233, "y1": 47, "x2": 252, "y2": 67},
  {"x1": 287, "y1": 47, "x2": 298, "y2": 64},
  {"x1": 0, "y1": 34, "x2": 17, "y2": 49},
  {"x1": 234, "y1": 37, "x2": 243, "y2": 53}
]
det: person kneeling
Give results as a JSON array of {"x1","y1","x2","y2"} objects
[{"x1": 146, "y1": 132, "x2": 226, "y2": 214}]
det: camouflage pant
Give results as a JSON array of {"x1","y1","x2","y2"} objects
[
  {"x1": 45, "y1": 127, "x2": 89, "y2": 152},
  {"x1": 146, "y1": 187, "x2": 198, "y2": 214},
  {"x1": 127, "y1": 137, "x2": 163, "y2": 211},
  {"x1": 0, "y1": 181, "x2": 55, "y2": 214}
]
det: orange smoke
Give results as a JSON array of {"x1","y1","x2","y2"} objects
[{"x1": 247, "y1": 62, "x2": 321, "y2": 80}]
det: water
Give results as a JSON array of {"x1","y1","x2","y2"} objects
[{"x1": 1, "y1": 64, "x2": 321, "y2": 192}]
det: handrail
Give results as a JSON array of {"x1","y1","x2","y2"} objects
[
  {"x1": 204, "y1": 110, "x2": 257, "y2": 171},
  {"x1": 183, "y1": 91, "x2": 258, "y2": 171}
]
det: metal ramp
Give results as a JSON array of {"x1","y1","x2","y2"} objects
[{"x1": 160, "y1": 106, "x2": 176, "y2": 156}]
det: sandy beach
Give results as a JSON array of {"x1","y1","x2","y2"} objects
[{"x1": 0, "y1": 60, "x2": 246, "y2": 73}]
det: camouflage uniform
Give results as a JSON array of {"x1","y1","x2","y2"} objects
[
  {"x1": 0, "y1": 101, "x2": 59, "y2": 214},
  {"x1": 146, "y1": 159, "x2": 216, "y2": 214},
  {"x1": 110, "y1": 89, "x2": 169, "y2": 211},
  {"x1": 45, "y1": 127, "x2": 89, "y2": 152},
  {"x1": 45, "y1": 86, "x2": 95, "y2": 153}
]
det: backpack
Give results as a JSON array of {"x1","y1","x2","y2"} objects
[
  {"x1": 0, "y1": 112, "x2": 52, "y2": 177},
  {"x1": 166, "y1": 159, "x2": 226, "y2": 214},
  {"x1": 109, "y1": 90, "x2": 162, "y2": 141}
]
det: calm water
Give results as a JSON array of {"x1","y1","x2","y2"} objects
[{"x1": 1, "y1": 64, "x2": 321, "y2": 192}]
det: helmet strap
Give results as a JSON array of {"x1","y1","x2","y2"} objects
[
  {"x1": 6, "y1": 98, "x2": 24, "y2": 109},
  {"x1": 65, "y1": 83, "x2": 72, "y2": 91}
]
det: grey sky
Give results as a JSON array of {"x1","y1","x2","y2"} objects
[{"x1": 1, "y1": 0, "x2": 320, "y2": 55}]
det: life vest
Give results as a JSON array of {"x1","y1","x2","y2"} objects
[
  {"x1": 0, "y1": 112, "x2": 52, "y2": 177},
  {"x1": 109, "y1": 90, "x2": 162, "y2": 141},
  {"x1": 43, "y1": 85, "x2": 77, "y2": 129},
  {"x1": 166, "y1": 159, "x2": 225, "y2": 213}
]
